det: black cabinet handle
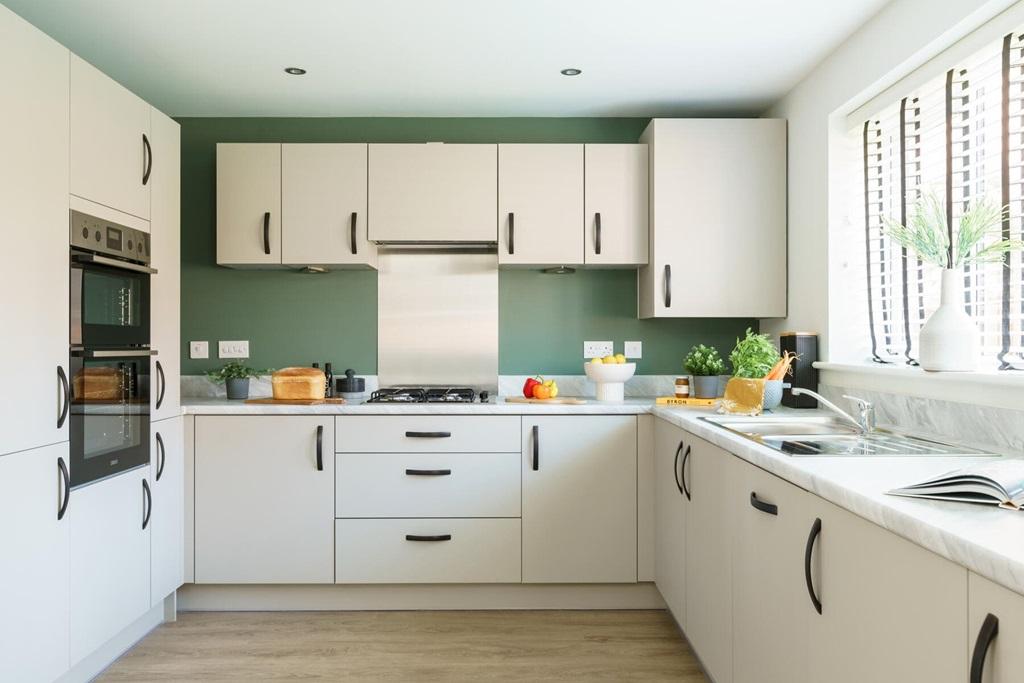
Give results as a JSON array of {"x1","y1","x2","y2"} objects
[
  {"x1": 57, "y1": 457, "x2": 70, "y2": 521},
  {"x1": 680, "y1": 444, "x2": 691, "y2": 500},
  {"x1": 508, "y1": 213, "x2": 515, "y2": 255},
  {"x1": 142, "y1": 479, "x2": 152, "y2": 530},
  {"x1": 595, "y1": 212, "x2": 602, "y2": 255},
  {"x1": 155, "y1": 359, "x2": 166, "y2": 410},
  {"x1": 349, "y1": 211, "x2": 358, "y2": 255},
  {"x1": 262, "y1": 211, "x2": 271, "y2": 255},
  {"x1": 142, "y1": 133, "x2": 152, "y2": 185},
  {"x1": 970, "y1": 613, "x2": 999, "y2": 683},
  {"x1": 405, "y1": 469, "x2": 452, "y2": 476},
  {"x1": 673, "y1": 441, "x2": 684, "y2": 494},
  {"x1": 405, "y1": 534, "x2": 452, "y2": 542},
  {"x1": 750, "y1": 491, "x2": 779, "y2": 516},
  {"x1": 805, "y1": 517, "x2": 822, "y2": 614},
  {"x1": 532, "y1": 424, "x2": 539, "y2": 471},
  {"x1": 316, "y1": 425, "x2": 324, "y2": 471},
  {"x1": 405, "y1": 431, "x2": 451, "y2": 438},
  {"x1": 155, "y1": 432, "x2": 166, "y2": 481},
  {"x1": 57, "y1": 365, "x2": 70, "y2": 429},
  {"x1": 664, "y1": 264, "x2": 672, "y2": 308}
]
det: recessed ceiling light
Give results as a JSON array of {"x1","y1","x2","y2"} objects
[
  {"x1": 284, "y1": 67, "x2": 307, "y2": 75},
  {"x1": 560, "y1": 68, "x2": 582, "y2": 76}
]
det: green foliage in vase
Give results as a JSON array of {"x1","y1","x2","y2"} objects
[
  {"x1": 684, "y1": 344, "x2": 726, "y2": 376},
  {"x1": 205, "y1": 360, "x2": 270, "y2": 384},
  {"x1": 729, "y1": 328, "x2": 779, "y2": 379}
]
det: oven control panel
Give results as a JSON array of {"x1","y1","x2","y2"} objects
[{"x1": 70, "y1": 210, "x2": 151, "y2": 265}]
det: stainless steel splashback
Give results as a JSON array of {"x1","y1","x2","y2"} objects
[{"x1": 377, "y1": 249, "x2": 498, "y2": 389}]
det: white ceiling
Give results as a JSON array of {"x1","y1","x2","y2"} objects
[{"x1": 2, "y1": 0, "x2": 891, "y2": 117}]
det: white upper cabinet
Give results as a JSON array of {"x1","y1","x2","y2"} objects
[
  {"x1": 639, "y1": 119, "x2": 786, "y2": 318},
  {"x1": 969, "y1": 572, "x2": 1024, "y2": 683},
  {"x1": 282, "y1": 143, "x2": 375, "y2": 268},
  {"x1": 497, "y1": 144, "x2": 583, "y2": 265},
  {"x1": 150, "y1": 417, "x2": 185, "y2": 607},
  {"x1": 368, "y1": 144, "x2": 497, "y2": 243},
  {"x1": 70, "y1": 54, "x2": 151, "y2": 221},
  {"x1": 653, "y1": 419, "x2": 689, "y2": 626},
  {"x1": 151, "y1": 109, "x2": 181, "y2": 420},
  {"x1": 0, "y1": 6, "x2": 70, "y2": 457},
  {"x1": 584, "y1": 144, "x2": 648, "y2": 265},
  {"x1": 521, "y1": 416, "x2": 637, "y2": 583},
  {"x1": 216, "y1": 143, "x2": 282, "y2": 266}
]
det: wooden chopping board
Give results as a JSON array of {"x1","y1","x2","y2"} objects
[
  {"x1": 245, "y1": 397, "x2": 347, "y2": 405},
  {"x1": 503, "y1": 396, "x2": 588, "y2": 405}
]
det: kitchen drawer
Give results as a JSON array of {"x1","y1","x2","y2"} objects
[
  {"x1": 336, "y1": 416, "x2": 520, "y2": 453},
  {"x1": 335, "y1": 518, "x2": 521, "y2": 583},
  {"x1": 337, "y1": 452, "x2": 521, "y2": 518}
]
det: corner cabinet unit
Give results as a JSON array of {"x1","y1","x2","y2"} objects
[
  {"x1": 151, "y1": 110, "x2": 182, "y2": 420},
  {"x1": 368, "y1": 143, "x2": 498, "y2": 243},
  {"x1": 639, "y1": 118, "x2": 787, "y2": 318}
]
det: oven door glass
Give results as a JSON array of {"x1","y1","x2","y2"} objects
[
  {"x1": 71, "y1": 260, "x2": 150, "y2": 348},
  {"x1": 69, "y1": 352, "x2": 150, "y2": 488}
]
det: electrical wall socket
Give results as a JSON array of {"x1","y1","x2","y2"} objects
[
  {"x1": 218, "y1": 340, "x2": 250, "y2": 359},
  {"x1": 189, "y1": 341, "x2": 209, "y2": 359},
  {"x1": 583, "y1": 341, "x2": 614, "y2": 359},
  {"x1": 624, "y1": 341, "x2": 643, "y2": 359}
]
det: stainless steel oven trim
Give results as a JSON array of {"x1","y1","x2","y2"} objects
[
  {"x1": 71, "y1": 252, "x2": 158, "y2": 274},
  {"x1": 71, "y1": 348, "x2": 157, "y2": 358}
]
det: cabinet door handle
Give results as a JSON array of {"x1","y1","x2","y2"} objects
[
  {"x1": 405, "y1": 469, "x2": 452, "y2": 476},
  {"x1": 673, "y1": 441, "x2": 684, "y2": 494},
  {"x1": 57, "y1": 457, "x2": 70, "y2": 521},
  {"x1": 970, "y1": 613, "x2": 999, "y2": 683},
  {"x1": 57, "y1": 365, "x2": 70, "y2": 429},
  {"x1": 349, "y1": 211, "x2": 358, "y2": 255},
  {"x1": 142, "y1": 133, "x2": 152, "y2": 185},
  {"x1": 680, "y1": 444, "x2": 691, "y2": 500},
  {"x1": 262, "y1": 211, "x2": 271, "y2": 255},
  {"x1": 155, "y1": 432, "x2": 166, "y2": 481},
  {"x1": 405, "y1": 534, "x2": 452, "y2": 542},
  {"x1": 750, "y1": 491, "x2": 778, "y2": 516},
  {"x1": 404, "y1": 431, "x2": 451, "y2": 438},
  {"x1": 316, "y1": 425, "x2": 324, "y2": 471},
  {"x1": 142, "y1": 479, "x2": 152, "y2": 530},
  {"x1": 664, "y1": 264, "x2": 672, "y2": 308},
  {"x1": 508, "y1": 213, "x2": 515, "y2": 255},
  {"x1": 804, "y1": 517, "x2": 822, "y2": 614},
  {"x1": 532, "y1": 424, "x2": 539, "y2": 471},
  {"x1": 595, "y1": 212, "x2": 602, "y2": 255},
  {"x1": 155, "y1": 359, "x2": 166, "y2": 410}
]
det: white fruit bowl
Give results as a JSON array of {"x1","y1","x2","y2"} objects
[{"x1": 583, "y1": 362, "x2": 636, "y2": 402}]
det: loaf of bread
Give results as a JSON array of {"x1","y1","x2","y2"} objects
[
  {"x1": 272, "y1": 367, "x2": 326, "y2": 400},
  {"x1": 72, "y1": 366, "x2": 121, "y2": 401}
]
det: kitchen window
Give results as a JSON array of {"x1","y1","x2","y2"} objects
[{"x1": 847, "y1": 30, "x2": 1024, "y2": 370}]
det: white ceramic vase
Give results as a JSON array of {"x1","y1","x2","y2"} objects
[{"x1": 918, "y1": 268, "x2": 978, "y2": 372}]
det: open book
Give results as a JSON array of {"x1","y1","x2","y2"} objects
[{"x1": 888, "y1": 460, "x2": 1024, "y2": 511}]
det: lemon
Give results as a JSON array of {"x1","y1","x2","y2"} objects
[
  {"x1": 590, "y1": 357, "x2": 604, "y2": 365},
  {"x1": 602, "y1": 355, "x2": 616, "y2": 364},
  {"x1": 614, "y1": 353, "x2": 627, "y2": 364}
]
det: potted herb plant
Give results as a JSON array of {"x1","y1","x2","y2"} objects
[
  {"x1": 684, "y1": 344, "x2": 726, "y2": 398},
  {"x1": 884, "y1": 193, "x2": 1024, "y2": 371},
  {"x1": 729, "y1": 328, "x2": 780, "y2": 379},
  {"x1": 206, "y1": 360, "x2": 269, "y2": 400}
]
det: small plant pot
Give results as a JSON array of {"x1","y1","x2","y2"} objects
[
  {"x1": 225, "y1": 378, "x2": 250, "y2": 400},
  {"x1": 691, "y1": 375, "x2": 719, "y2": 399},
  {"x1": 762, "y1": 380, "x2": 784, "y2": 411}
]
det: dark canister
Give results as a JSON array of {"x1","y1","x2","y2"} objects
[{"x1": 780, "y1": 332, "x2": 819, "y2": 408}]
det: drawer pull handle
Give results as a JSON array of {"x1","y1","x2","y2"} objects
[
  {"x1": 750, "y1": 491, "x2": 778, "y2": 516},
  {"x1": 405, "y1": 431, "x2": 451, "y2": 438},
  {"x1": 970, "y1": 613, "x2": 999, "y2": 683},
  {"x1": 405, "y1": 469, "x2": 452, "y2": 476},
  {"x1": 405, "y1": 534, "x2": 452, "y2": 542},
  {"x1": 805, "y1": 517, "x2": 822, "y2": 614},
  {"x1": 316, "y1": 425, "x2": 324, "y2": 471}
]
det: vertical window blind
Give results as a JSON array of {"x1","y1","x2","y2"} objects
[{"x1": 857, "y1": 31, "x2": 1024, "y2": 369}]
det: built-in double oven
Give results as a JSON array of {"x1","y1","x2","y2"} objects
[{"x1": 69, "y1": 210, "x2": 156, "y2": 488}]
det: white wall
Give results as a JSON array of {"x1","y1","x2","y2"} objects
[{"x1": 761, "y1": 0, "x2": 1019, "y2": 359}]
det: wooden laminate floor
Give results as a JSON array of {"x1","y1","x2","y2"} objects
[{"x1": 100, "y1": 610, "x2": 707, "y2": 682}]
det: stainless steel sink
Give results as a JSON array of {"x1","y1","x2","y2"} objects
[{"x1": 701, "y1": 415, "x2": 998, "y2": 457}]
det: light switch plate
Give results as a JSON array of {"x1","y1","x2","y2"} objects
[
  {"x1": 218, "y1": 340, "x2": 250, "y2": 359},
  {"x1": 189, "y1": 341, "x2": 209, "y2": 359},
  {"x1": 583, "y1": 341, "x2": 614, "y2": 359},
  {"x1": 624, "y1": 341, "x2": 643, "y2": 359}
]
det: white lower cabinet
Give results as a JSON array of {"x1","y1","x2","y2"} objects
[
  {"x1": 70, "y1": 467, "x2": 151, "y2": 665},
  {"x1": 521, "y1": 416, "x2": 637, "y2": 583},
  {"x1": 0, "y1": 443, "x2": 70, "y2": 683},
  {"x1": 195, "y1": 416, "x2": 335, "y2": 583},
  {"x1": 150, "y1": 417, "x2": 185, "y2": 606},
  {"x1": 653, "y1": 419, "x2": 689, "y2": 625},
  {"x1": 336, "y1": 519, "x2": 521, "y2": 584},
  {"x1": 969, "y1": 572, "x2": 1024, "y2": 683}
]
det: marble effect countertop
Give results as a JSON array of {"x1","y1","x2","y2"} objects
[{"x1": 181, "y1": 397, "x2": 1024, "y2": 596}]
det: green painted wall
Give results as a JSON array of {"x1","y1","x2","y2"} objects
[{"x1": 179, "y1": 117, "x2": 755, "y2": 376}]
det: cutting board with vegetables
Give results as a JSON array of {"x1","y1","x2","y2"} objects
[
  {"x1": 504, "y1": 396, "x2": 588, "y2": 405},
  {"x1": 244, "y1": 397, "x2": 347, "y2": 405}
]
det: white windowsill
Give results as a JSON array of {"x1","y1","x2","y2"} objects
[{"x1": 814, "y1": 361, "x2": 1024, "y2": 410}]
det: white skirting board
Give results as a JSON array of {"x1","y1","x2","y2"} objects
[{"x1": 178, "y1": 583, "x2": 665, "y2": 611}]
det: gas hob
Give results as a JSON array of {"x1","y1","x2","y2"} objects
[{"x1": 365, "y1": 387, "x2": 487, "y2": 404}]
